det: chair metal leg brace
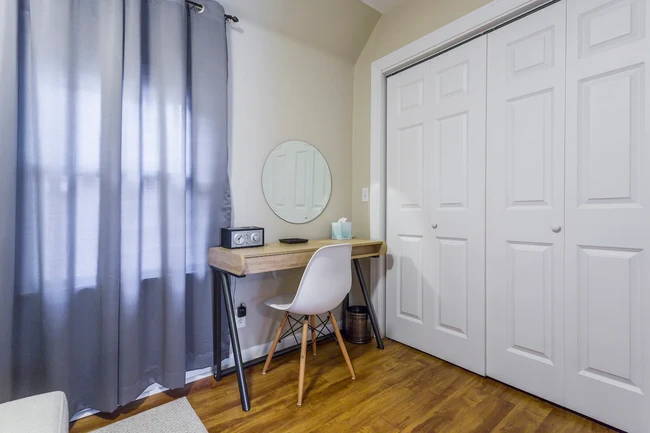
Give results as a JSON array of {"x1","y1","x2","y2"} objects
[
  {"x1": 310, "y1": 315, "x2": 339, "y2": 344},
  {"x1": 281, "y1": 314, "x2": 305, "y2": 345},
  {"x1": 264, "y1": 313, "x2": 338, "y2": 375},
  {"x1": 280, "y1": 314, "x2": 337, "y2": 345}
]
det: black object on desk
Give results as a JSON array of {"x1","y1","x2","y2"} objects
[{"x1": 279, "y1": 238, "x2": 309, "y2": 244}]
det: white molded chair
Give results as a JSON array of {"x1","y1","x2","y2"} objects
[{"x1": 262, "y1": 243, "x2": 355, "y2": 406}]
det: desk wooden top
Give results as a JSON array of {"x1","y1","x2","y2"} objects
[{"x1": 208, "y1": 239, "x2": 387, "y2": 276}]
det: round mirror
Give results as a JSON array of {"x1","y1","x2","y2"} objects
[{"x1": 262, "y1": 140, "x2": 332, "y2": 224}]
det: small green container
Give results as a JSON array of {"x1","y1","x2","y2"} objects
[{"x1": 331, "y1": 221, "x2": 352, "y2": 240}]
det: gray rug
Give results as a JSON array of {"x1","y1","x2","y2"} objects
[{"x1": 92, "y1": 398, "x2": 208, "y2": 433}]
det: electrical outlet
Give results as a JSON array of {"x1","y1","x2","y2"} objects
[
  {"x1": 362, "y1": 187, "x2": 369, "y2": 202},
  {"x1": 236, "y1": 316, "x2": 246, "y2": 328}
]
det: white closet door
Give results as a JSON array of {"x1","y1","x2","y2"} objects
[
  {"x1": 386, "y1": 61, "x2": 432, "y2": 355},
  {"x1": 486, "y1": 1, "x2": 566, "y2": 405},
  {"x1": 565, "y1": 0, "x2": 650, "y2": 431},
  {"x1": 386, "y1": 37, "x2": 487, "y2": 375},
  {"x1": 428, "y1": 37, "x2": 487, "y2": 375}
]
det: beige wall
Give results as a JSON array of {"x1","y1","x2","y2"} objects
[
  {"x1": 351, "y1": 0, "x2": 492, "y2": 238},
  {"x1": 225, "y1": 17, "x2": 358, "y2": 363}
]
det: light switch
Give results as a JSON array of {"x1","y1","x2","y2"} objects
[{"x1": 362, "y1": 187, "x2": 369, "y2": 202}]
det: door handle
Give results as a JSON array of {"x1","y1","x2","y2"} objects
[
  {"x1": 431, "y1": 223, "x2": 438, "y2": 229},
  {"x1": 551, "y1": 224, "x2": 562, "y2": 233}
]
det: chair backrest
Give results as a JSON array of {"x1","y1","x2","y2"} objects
[{"x1": 287, "y1": 243, "x2": 352, "y2": 315}]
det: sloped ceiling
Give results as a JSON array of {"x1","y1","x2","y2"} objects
[
  {"x1": 359, "y1": 0, "x2": 403, "y2": 13},
  {"x1": 217, "y1": 0, "x2": 382, "y2": 62}
]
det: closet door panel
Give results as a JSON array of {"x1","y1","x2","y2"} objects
[
  {"x1": 429, "y1": 36, "x2": 487, "y2": 375},
  {"x1": 386, "y1": 62, "x2": 434, "y2": 354},
  {"x1": 386, "y1": 36, "x2": 487, "y2": 375},
  {"x1": 565, "y1": 0, "x2": 650, "y2": 431},
  {"x1": 486, "y1": 1, "x2": 566, "y2": 405}
]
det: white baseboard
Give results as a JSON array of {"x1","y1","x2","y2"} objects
[{"x1": 71, "y1": 320, "x2": 341, "y2": 422}]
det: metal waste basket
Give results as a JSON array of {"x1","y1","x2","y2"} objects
[{"x1": 345, "y1": 305, "x2": 372, "y2": 344}]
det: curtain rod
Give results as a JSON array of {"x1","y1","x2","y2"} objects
[{"x1": 185, "y1": 0, "x2": 239, "y2": 21}]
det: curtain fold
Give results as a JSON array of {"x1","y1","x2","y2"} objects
[
  {"x1": 0, "y1": 0, "x2": 19, "y2": 405},
  {"x1": 185, "y1": 1, "x2": 232, "y2": 372},
  {"x1": 0, "y1": 0, "x2": 230, "y2": 415}
]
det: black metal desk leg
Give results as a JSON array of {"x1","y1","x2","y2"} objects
[
  {"x1": 218, "y1": 271, "x2": 251, "y2": 411},
  {"x1": 211, "y1": 267, "x2": 222, "y2": 381},
  {"x1": 353, "y1": 259, "x2": 384, "y2": 350}
]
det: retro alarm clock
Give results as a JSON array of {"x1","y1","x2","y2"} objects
[{"x1": 221, "y1": 226, "x2": 264, "y2": 249}]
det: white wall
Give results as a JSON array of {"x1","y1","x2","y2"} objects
[{"x1": 226, "y1": 18, "x2": 355, "y2": 356}]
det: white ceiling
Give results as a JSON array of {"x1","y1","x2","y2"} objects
[{"x1": 359, "y1": 0, "x2": 402, "y2": 14}]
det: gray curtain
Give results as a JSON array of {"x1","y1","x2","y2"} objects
[{"x1": 0, "y1": 0, "x2": 231, "y2": 416}]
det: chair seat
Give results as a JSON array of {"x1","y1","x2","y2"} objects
[{"x1": 264, "y1": 293, "x2": 295, "y2": 311}]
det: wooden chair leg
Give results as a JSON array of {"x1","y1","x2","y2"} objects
[
  {"x1": 310, "y1": 315, "x2": 316, "y2": 355},
  {"x1": 329, "y1": 311, "x2": 355, "y2": 380},
  {"x1": 262, "y1": 312, "x2": 289, "y2": 375},
  {"x1": 298, "y1": 316, "x2": 309, "y2": 406}
]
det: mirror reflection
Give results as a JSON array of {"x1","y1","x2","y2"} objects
[{"x1": 262, "y1": 141, "x2": 332, "y2": 224}]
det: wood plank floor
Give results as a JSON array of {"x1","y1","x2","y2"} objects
[{"x1": 70, "y1": 339, "x2": 617, "y2": 433}]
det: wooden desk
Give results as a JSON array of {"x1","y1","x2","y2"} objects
[
  {"x1": 208, "y1": 239, "x2": 387, "y2": 411},
  {"x1": 209, "y1": 238, "x2": 387, "y2": 276}
]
